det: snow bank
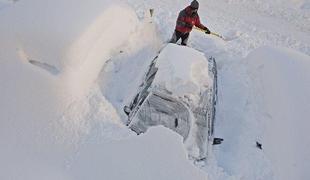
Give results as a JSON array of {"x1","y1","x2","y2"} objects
[
  {"x1": 68, "y1": 126, "x2": 206, "y2": 180},
  {"x1": 61, "y1": 4, "x2": 139, "y2": 98},
  {"x1": 1, "y1": 0, "x2": 120, "y2": 68},
  {"x1": 0, "y1": 0, "x2": 143, "y2": 143},
  {"x1": 0, "y1": 1, "x2": 174, "y2": 179},
  {"x1": 1, "y1": 0, "x2": 140, "y2": 97},
  {"x1": 247, "y1": 46, "x2": 310, "y2": 180}
]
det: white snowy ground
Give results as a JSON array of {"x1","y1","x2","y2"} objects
[
  {"x1": 1, "y1": 0, "x2": 310, "y2": 180},
  {"x1": 0, "y1": 1, "x2": 205, "y2": 179}
]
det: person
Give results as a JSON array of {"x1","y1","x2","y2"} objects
[{"x1": 170, "y1": 0, "x2": 210, "y2": 46}]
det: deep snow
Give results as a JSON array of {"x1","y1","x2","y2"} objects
[
  {"x1": 125, "y1": 43, "x2": 215, "y2": 160},
  {"x1": 68, "y1": 126, "x2": 206, "y2": 180},
  {"x1": 1, "y1": 0, "x2": 310, "y2": 180},
  {"x1": 153, "y1": 44, "x2": 211, "y2": 106},
  {"x1": 247, "y1": 46, "x2": 310, "y2": 180}
]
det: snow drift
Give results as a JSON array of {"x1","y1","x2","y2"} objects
[
  {"x1": 247, "y1": 46, "x2": 310, "y2": 180},
  {"x1": 1, "y1": 0, "x2": 309, "y2": 179},
  {"x1": 68, "y1": 126, "x2": 207, "y2": 180},
  {"x1": 1, "y1": 1, "x2": 193, "y2": 179},
  {"x1": 0, "y1": 0, "x2": 144, "y2": 145}
]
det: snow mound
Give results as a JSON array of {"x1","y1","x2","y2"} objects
[
  {"x1": 126, "y1": 44, "x2": 216, "y2": 160},
  {"x1": 247, "y1": 46, "x2": 310, "y2": 180},
  {"x1": 0, "y1": 2, "x2": 168, "y2": 179},
  {"x1": 0, "y1": 1, "x2": 144, "y2": 144},
  {"x1": 154, "y1": 44, "x2": 211, "y2": 105},
  {"x1": 62, "y1": 4, "x2": 140, "y2": 98},
  {"x1": 69, "y1": 126, "x2": 207, "y2": 180}
]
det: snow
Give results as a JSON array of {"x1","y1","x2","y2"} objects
[
  {"x1": 0, "y1": 1, "x2": 205, "y2": 179},
  {"x1": 247, "y1": 46, "x2": 310, "y2": 180},
  {"x1": 68, "y1": 126, "x2": 206, "y2": 180},
  {"x1": 151, "y1": 44, "x2": 214, "y2": 159},
  {"x1": 0, "y1": 1, "x2": 138, "y2": 149},
  {"x1": 1, "y1": 0, "x2": 310, "y2": 179},
  {"x1": 125, "y1": 43, "x2": 215, "y2": 160},
  {"x1": 153, "y1": 44, "x2": 211, "y2": 105}
]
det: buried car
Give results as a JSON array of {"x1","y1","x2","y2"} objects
[{"x1": 124, "y1": 44, "x2": 220, "y2": 160}]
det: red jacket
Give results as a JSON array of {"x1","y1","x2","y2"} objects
[{"x1": 175, "y1": 6, "x2": 207, "y2": 33}]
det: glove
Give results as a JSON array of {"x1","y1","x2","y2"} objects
[{"x1": 204, "y1": 27, "x2": 211, "y2": 34}]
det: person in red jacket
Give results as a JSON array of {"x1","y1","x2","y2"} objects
[{"x1": 170, "y1": 0, "x2": 210, "y2": 46}]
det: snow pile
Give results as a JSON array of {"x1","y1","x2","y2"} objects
[
  {"x1": 125, "y1": 44, "x2": 214, "y2": 160},
  {"x1": 0, "y1": 0, "x2": 145, "y2": 144},
  {"x1": 152, "y1": 44, "x2": 214, "y2": 159},
  {"x1": 61, "y1": 4, "x2": 139, "y2": 98},
  {"x1": 154, "y1": 44, "x2": 211, "y2": 105},
  {"x1": 1, "y1": 0, "x2": 140, "y2": 98},
  {"x1": 68, "y1": 126, "x2": 206, "y2": 180},
  {"x1": 247, "y1": 46, "x2": 310, "y2": 180},
  {"x1": 1, "y1": 0, "x2": 310, "y2": 179},
  {"x1": 1, "y1": 1, "x2": 191, "y2": 179}
]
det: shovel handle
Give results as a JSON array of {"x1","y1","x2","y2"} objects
[
  {"x1": 194, "y1": 27, "x2": 225, "y2": 40},
  {"x1": 210, "y1": 32, "x2": 224, "y2": 39}
]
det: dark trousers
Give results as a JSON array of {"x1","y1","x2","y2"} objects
[{"x1": 170, "y1": 30, "x2": 189, "y2": 46}]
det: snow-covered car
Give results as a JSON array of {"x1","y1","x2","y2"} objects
[{"x1": 124, "y1": 44, "x2": 219, "y2": 160}]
